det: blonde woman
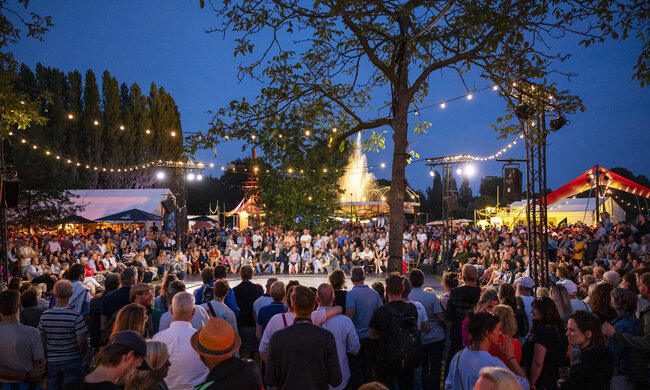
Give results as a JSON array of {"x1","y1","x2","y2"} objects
[
  {"x1": 126, "y1": 340, "x2": 171, "y2": 390},
  {"x1": 490, "y1": 304, "x2": 525, "y2": 380},
  {"x1": 474, "y1": 366, "x2": 524, "y2": 390},
  {"x1": 110, "y1": 303, "x2": 147, "y2": 340}
]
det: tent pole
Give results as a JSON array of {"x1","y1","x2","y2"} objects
[
  {"x1": 583, "y1": 185, "x2": 593, "y2": 224},
  {"x1": 595, "y1": 166, "x2": 600, "y2": 223},
  {"x1": 635, "y1": 195, "x2": 642, "y2": 218},
  {"x1": 645, "y1": 198, "x2": 649, "y2": 215}
]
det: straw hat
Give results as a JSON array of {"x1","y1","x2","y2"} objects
[{"x1": 190, "y1": 318, "x2": 241, "y2": 358}]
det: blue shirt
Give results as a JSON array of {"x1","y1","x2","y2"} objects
[
  {"x1": 345, "y1": 284, "x2": 382, "y2": 339},
  {"x1": 445, "y1": 348, "x2": 529, "y2": 390},
  {"x1": 194, "y1": 282, "x2": 240, "y2": 317},
  {"x1": 408, "y1": 287, "x2": 445, "y2": 343},
  {"x1": 257, "y1": 302, "x2": 287, "y2": 329}
]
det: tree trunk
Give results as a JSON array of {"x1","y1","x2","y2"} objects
[{"x1": 387, "y1": 22, "x2": 410, "y2": 274}]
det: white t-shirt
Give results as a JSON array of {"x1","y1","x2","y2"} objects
[
  {"x1": 416, "y1": 233, "x2": 427, "y2": 243},
  {"x1": 300, "y1": 234, "x2": 312, "y2": 247}
]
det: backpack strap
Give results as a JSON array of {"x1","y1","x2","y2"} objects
[
  {"x1": 281, "y1": 313, "x2": 288, "y2": 328},
  {"x1": 207, "y1": 302, "x2": 217, "y2": 317},
  {"x1": 456, "y1": 349, "x2": 465, "y2": 390}
]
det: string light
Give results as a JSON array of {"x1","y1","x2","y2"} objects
[
  {"x1": 94, "y1": 120, "x2": 99, "y2": 126},
  {"x1": 170, "y1": 131, "x2": 176, "y2": 137},
  {"x1": 119, "y1": 125, "x2": 125, "y2": 130},
  {"x1": 67, "y1": 114, "x2": 74, "y2": 119},
  {"x1": 305, "y1": 130, "x2": 310, "y2": 136},
  {"x1": 466, "y1": 94, "x2": 473, "y2": 100},
  {"x1": 440, "y1": 102, "x2": 446, "y2": 108}
]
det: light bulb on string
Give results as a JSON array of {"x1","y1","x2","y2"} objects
[
  {"x1": 429, "y1": 170, "x2": 435, "y2": 177},
  {"x1": 440, "y1": 102, "x2": 446, "y2": 108},
  {"x1": 467, "y1": 94, "x2": 473, "y2": 100}
]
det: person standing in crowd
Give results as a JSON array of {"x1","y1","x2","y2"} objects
[
  {"x1": 158, "y1": 280, "x2": 210, "y2": 331},
  {"x1": 265, "y1": 285, "x2": 342, "y2": 389},
  {"x1": 316, "y1": 283, "x2": 360, "y2": 390},
  {"x1": 125, "y1": 340, "x2": 171, "y2": 390},
  {"x1": 232, "y1": 265, "x2": 264, "y2": 363},
  {"x1": 560, "y1": 310, "x2": 614, "y2": 390},
  {"x1": 253, "y1": 277, "x2": 277, "y2": 320},
  {"x1": 201, "y1": 279, "x2": 238, "y2": 336},
  {"x1": 130, "y1": 283, "x2": 161, "y2": 337},
  {"x1": 102, "y1": 266, "x2": 138, "y2": 329},
  {"x1": 191, "y1": 318, "x2": 263, "y2": 390},
  {"x1": 153, "y1": 292, "x2": 208, "y2": 390},
  {"x1": 369, "y1": 274, "x2": 423, "y2": 389},
  {"x1": 0, "y1": 289, "x2": 45, "y2": 388},
  {"x1": 445, "y1": 312, "x2": 529, "y2": 389},
  {"x1": 39, "y1": 279, "x2": 89, "y2": 390},
  {"x1": 522, "y1": 297, "x2": 568, "y2": 390},
  {"x1": 602, "y1": 271, "x2": 650, "y2": 388},
  {"x1": 445, "y1": 264, "x2": 482, "y2": 367},
  {"x1": 408, "y1": 269, "x2": 446, "y2": 389},
  {"x1": 346, "y1": 266, "x2": 384, "y2": 388},
  {"x1": 68, "y1": 264, "x2": 91, "y2": 316},
  {"x1": 64, "y1": 330, "x2": 152, "y2": 390},
  {"x1": 256, "y1": 280, "x2": 287, "y2": 339}
]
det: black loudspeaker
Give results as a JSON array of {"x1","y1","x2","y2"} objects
[
  {"x1": 1, "y1": 181, "x2": 19, "y2": 208},
  {"x1": 444, "y1": 195, "x2": 458, "y2": 212},
  {"x1": 161, "y1": 197, "x2": 177, "y2": 214},
  {"x1": 503, "y1": 167, "x2": 522, "y2": 201}
]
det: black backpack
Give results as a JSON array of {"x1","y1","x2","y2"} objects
[
  {"x1": 201, "y1": 283, "x2": 214, "y2": 304},
  {"x1": 385, "y1": 302, "x2": 423, "y2": 370}
]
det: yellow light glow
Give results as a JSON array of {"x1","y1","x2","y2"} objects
[
  {"x1": 32, "y1": 145, "x2": 37, "y2": 149},
  {"x1": 21, "y1": 139, "x2": 26, "y2": 143},
  {"x1": 56, "y1": 156, "x2": 60, "y2": 160},
  {"x1": 170, "y1": 131, "x2": 176, "y2": 137},
  {"x1": 380, "y1": 163, "x2": 386, "y2": 168},
  {"x1": 288, "y1": 168, "x2": 293, "y2": 174},
  {"x1": 492, "y1": 85, "x2": 498, "y2": 91},
  {"x1": 145, "y1": 129, "x2": 151, "y2": 134},
  {"x1": 308, "y1": 196, "x2": 312, "y2": 201},
  {"x1": 332, "y1": 127, "x2": 337, "y2": 133},
  {"x1": 305, "y1": 130, "x2": 310, "y2": 136},
  {"x1": 68, "y1": 114, "x2": 74, "y2": 119},
  {"x1": 467, "y1": 94, "x2": 473, "y2": 100},
  {"x1": 323, "y1": 168, "x2": 327, "y2": 173},
  {"x1": 46, "y1": 151, "x2": 50, "y2": 155},
  {"x1": 440, "y1": 102, "x2": 446, "y2": 108},
  {"x1": 209, "y1": 163, "x2": 215, "y2": 168}
]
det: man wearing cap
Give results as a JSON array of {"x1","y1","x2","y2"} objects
[
  {"x1": 515, "y1": 276, "x2": 535, "y2": 329},
  {"x1": 154, "y1": 292, "x2": 208, "y2": 390},
  {"x1": 131, "y1": 283, "x2": 162, "y2": 337},
  {"x1": 191, "y1": 318, "x2": 263, "y2": 390},
  {"x1": 64, "y1": 330, "x2": 152, "y2": 390},
  {"x1": 557, "y1": 279, "x2": 591, "y2": 312}
]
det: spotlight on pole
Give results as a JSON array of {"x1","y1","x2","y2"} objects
[
  {"x1": 187, "y1": 172, "x2": 195, "y2": 181},
  {"x1": 465, "y1": 165, "x2": 476, "y2": 176},
  {"x1": 156, "y1": 171, "x2": 165, "y2": 180},
  {"x1": 429, "y1": 169, "x2": 435, "y2": 177},
  {"x1": 196, "y1": 174, "x2": 203, "y2": 181},
  {"x1": 549, "y1": 116, "x2": 567, "y2": 130},
  {"x1": 456, "y1": 168, "x2": 463, "y2": 175}
]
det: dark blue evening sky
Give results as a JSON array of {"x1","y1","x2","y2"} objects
[{"x1": 10, "y1": 1, "x2": 650, "y2": 194}]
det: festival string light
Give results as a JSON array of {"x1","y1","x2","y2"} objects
[{"x1": 11, "y1": 133, "x2": 206, "y2": 173}]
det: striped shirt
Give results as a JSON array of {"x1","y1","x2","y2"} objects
[{"x1": 38, "y1": 306, "x2": 88, "y2": 363}]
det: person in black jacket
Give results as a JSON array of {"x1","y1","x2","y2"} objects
[
  {"x1": 561, "y1": 310, "x2": 614, "y2": 390},
  {"x1": 191, "y1": 317, "x2": 263, "y2": 390}
]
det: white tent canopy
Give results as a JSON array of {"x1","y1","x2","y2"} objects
[
  {"x1": 69, "y1": 189, "x2": 174, "y2": 220},
  {"x1": 507, "y1": 197, "x2": 625, "y2": 226}
]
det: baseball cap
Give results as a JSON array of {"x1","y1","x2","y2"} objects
[
  {"x1": 514, "y1": 276, "x2": 534, "y2": 289},
  {"x1": 110, "y1": 330, "x2": 152, "y2": 370},
  {"x1": 557, "y1": 279, "x2": 577, "y2": 295}
]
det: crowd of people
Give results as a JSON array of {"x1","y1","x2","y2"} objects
[{"x1": 0, "y1": 211, "x2": 649, "y2": 389}]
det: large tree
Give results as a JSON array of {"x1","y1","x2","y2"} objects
[{"x1": 193, "y1": 0, "x2": 646, "y2": 272}]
